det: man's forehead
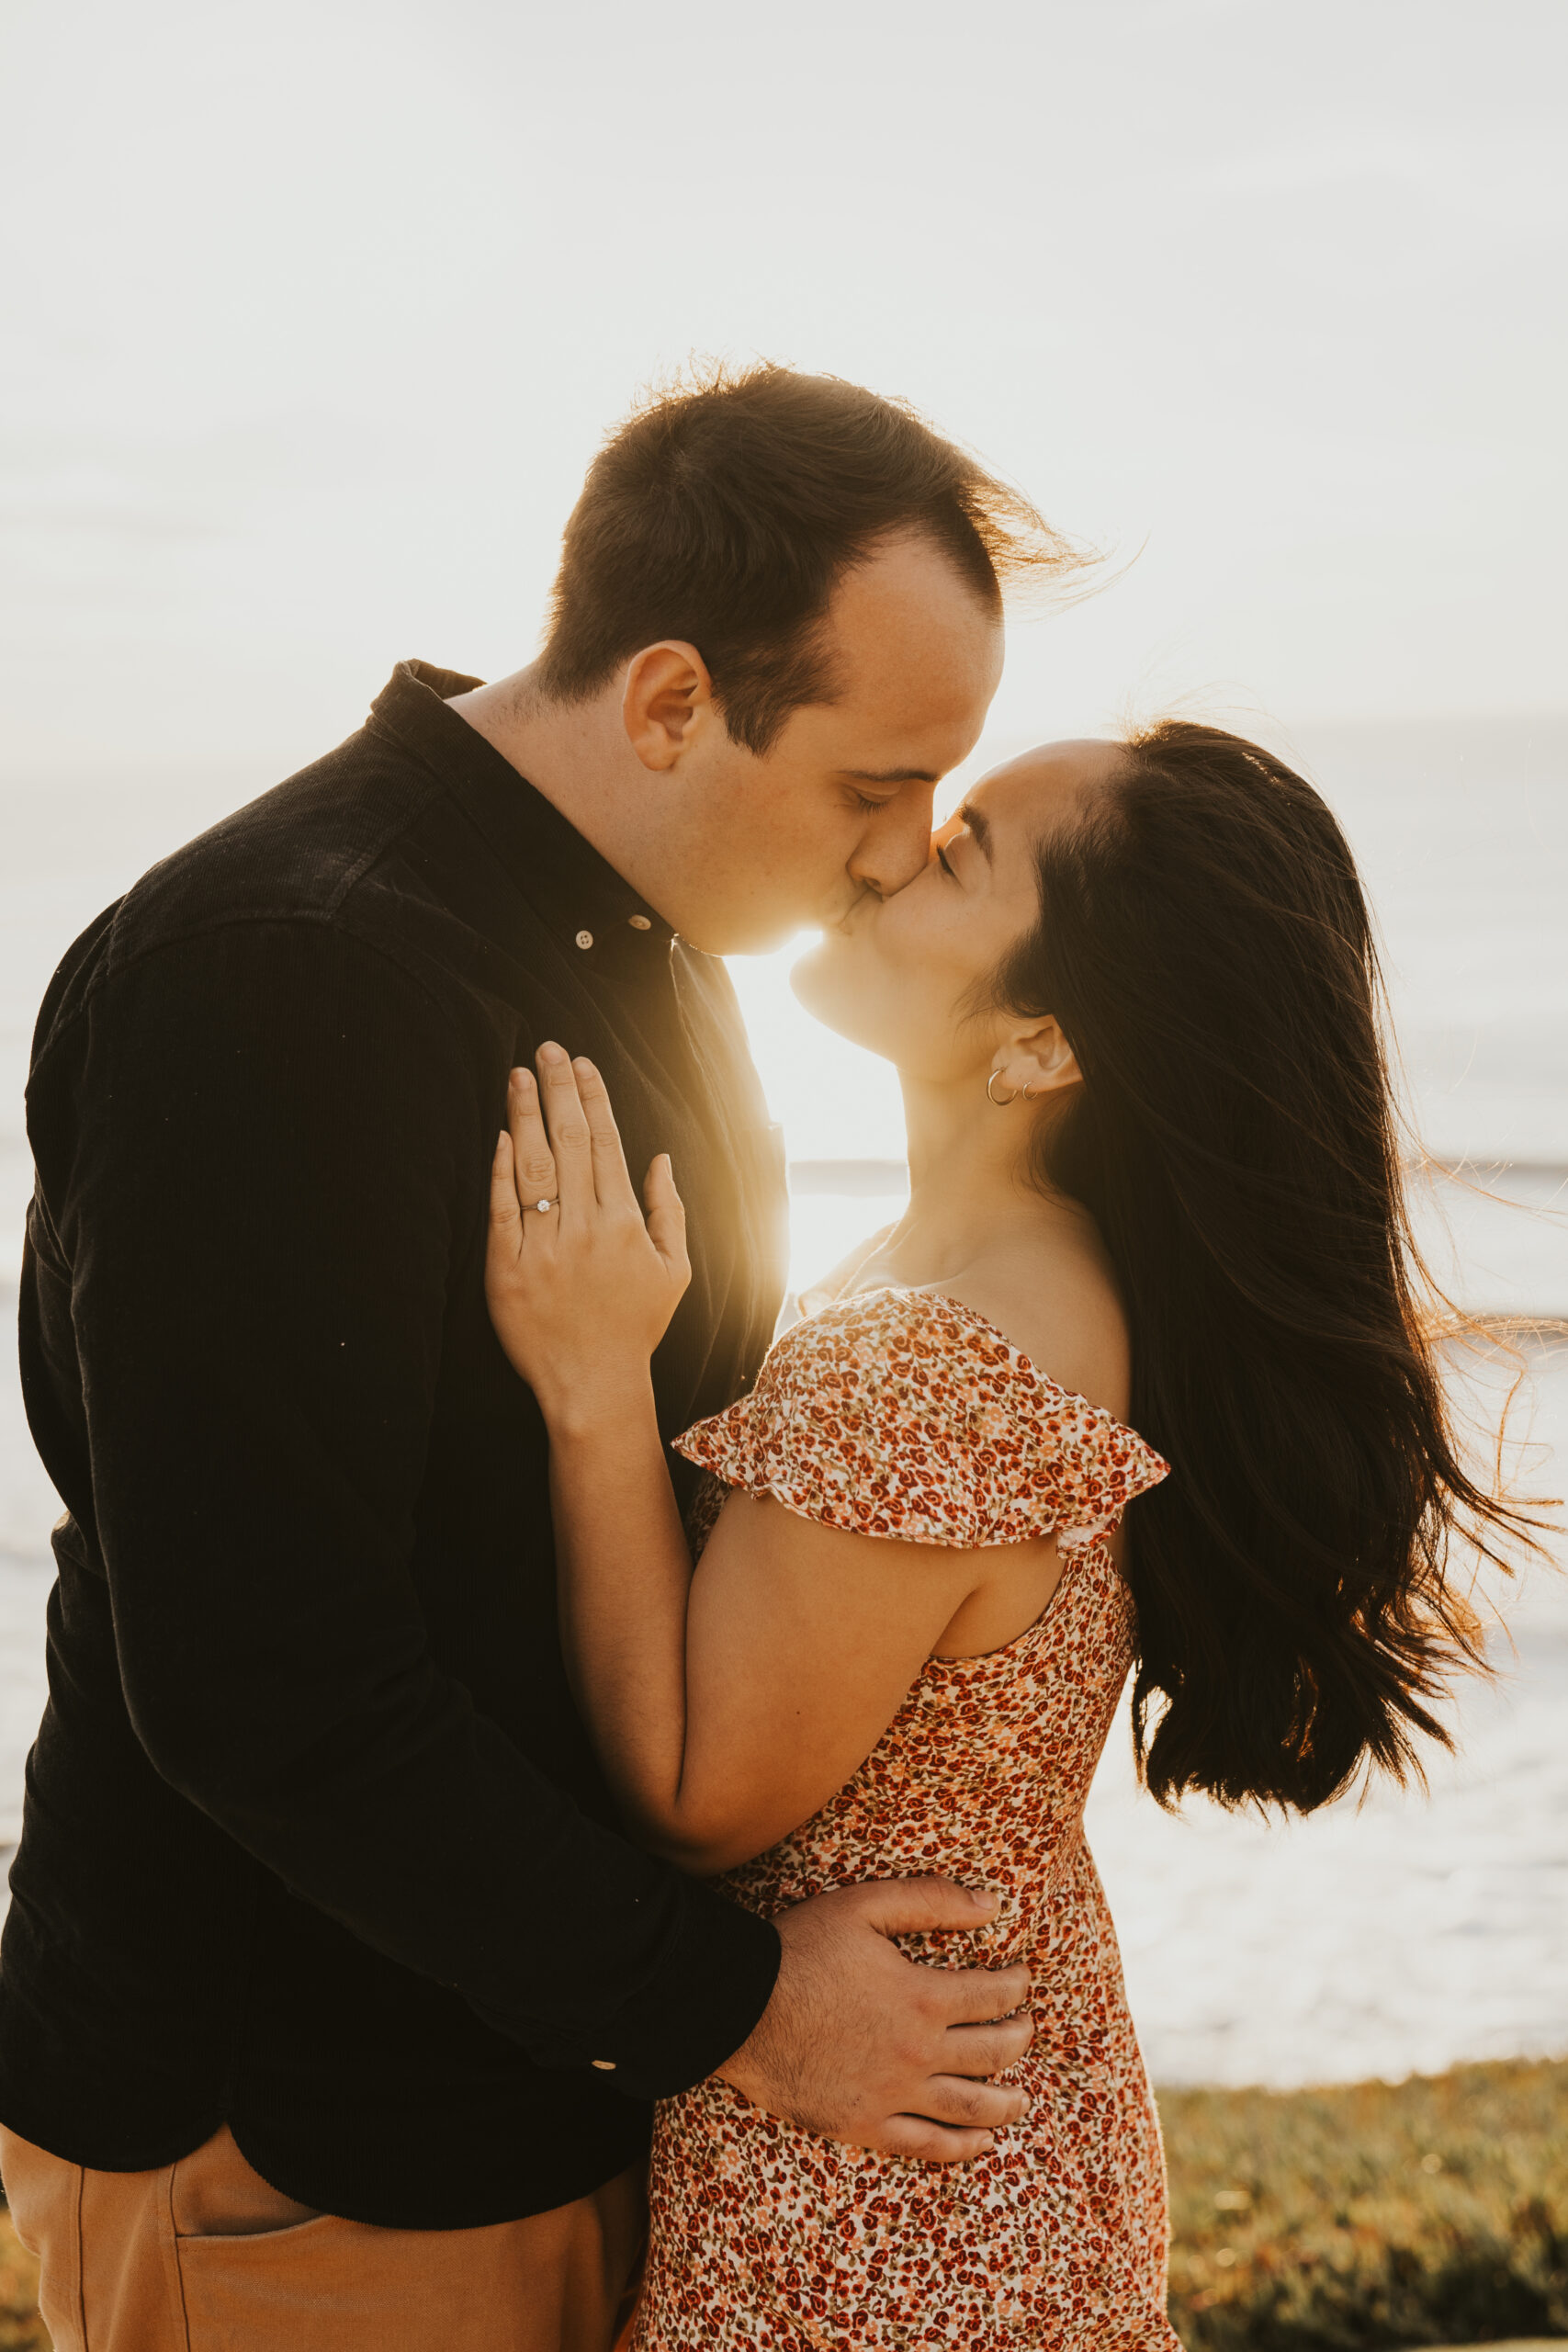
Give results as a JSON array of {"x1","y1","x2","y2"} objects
[
  {"x1": 832, "y1": 616, "x2": 1002, "y2": 761},
  {"x1": 829, "y1": 538, "x2": 1001, "y2": 673}
]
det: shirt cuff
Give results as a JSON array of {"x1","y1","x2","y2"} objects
[{"x1": 578, "y1": 1883, "x2": 782, "y2": 2102}]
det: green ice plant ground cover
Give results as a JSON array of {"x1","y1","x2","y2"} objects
[{"x1": 1163, "y1": 2058, "x2": 1567, "y2": 2349}]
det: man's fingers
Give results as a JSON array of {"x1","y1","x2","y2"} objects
[
  {"x1": 507, "y1": 1068, "x2": 558, "y2": 1206},
  {"x1": 874, "y1": 2118, "x2": 997, "y2": 2165},
  {"x1": 872, "y1": 2070, "x2": 1032, "y2": 2161},
  {"x1": 571, "y1": 1058, "x2": 639, "y2": 1210},
  {"x1": 942, "y1": 2012, "x2": 1035, "y2": 2075},
  {"x1": 915, "y1": 2073, "x2": 1031, "y2": 2131},
  {"x1": 643, "y1": 1155, "x2": 690, "y2": 1284},
  {"x1": 934, "y1": 1963, "x2": 1033, "y2": 2029},
  {"x1": 850, "y1": 1876, "x2": 1003, "y2": 1941},
  {"x1": 536, "y1": 1044, "x2": 592, "y2": 1217}
]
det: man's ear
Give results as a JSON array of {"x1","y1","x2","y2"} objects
[
  {"x1": 990, "y1": 1018, "x2": 1081, "y2": 1101},
  {"x1": 622, "y1": 641, "x2": 715, "y2": 773}
]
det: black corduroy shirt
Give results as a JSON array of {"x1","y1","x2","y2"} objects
[{"x1": 1, "y1": 662, "x2": 788, "y2": 2226}]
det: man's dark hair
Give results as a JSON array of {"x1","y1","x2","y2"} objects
[{"x1": 536, "y1": 362, "x2": 1080, "y2": 756}]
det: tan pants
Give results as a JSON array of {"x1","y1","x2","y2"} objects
[{"x1": 0, "y1": 2121, "x2": 644, "y2": 2352}]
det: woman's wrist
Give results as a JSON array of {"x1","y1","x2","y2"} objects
[{"x1": 537, "y1": 1362, "x2": 659, "y2": 1444}]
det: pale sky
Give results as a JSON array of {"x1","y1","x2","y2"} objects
[{"x1": 4, "y1": 0, "x2": 1564, "y2": 787}]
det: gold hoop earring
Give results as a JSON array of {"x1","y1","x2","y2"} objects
[{"x1": 987, "y1": 1071, "x2": 1020, "y2": 1107}]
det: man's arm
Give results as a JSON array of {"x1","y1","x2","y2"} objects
[{"x1": 28, "y1": 916, "x2": 779, "y2": 2096}]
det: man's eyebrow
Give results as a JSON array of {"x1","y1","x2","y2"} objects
[
  {"x1": 841, "y1": 766, "x2": 942, "y2": 786},
  {"x1": 958, "y1": 803, "x2": 994, "y2": 860}
]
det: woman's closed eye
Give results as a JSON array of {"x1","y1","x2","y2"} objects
[{"x1": 931, "y1": 812, "x2": 971, "y2": 879}]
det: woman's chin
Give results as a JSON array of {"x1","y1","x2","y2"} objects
[{"x1": 789, "y1": 938, "x2": 885, "y2": 1054}]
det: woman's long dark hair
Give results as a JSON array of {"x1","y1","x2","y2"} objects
[{"x1": 994, "y1": 720, "x2": 1540, "y2": 1813}]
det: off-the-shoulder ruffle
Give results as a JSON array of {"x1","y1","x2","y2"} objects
[{"x1": 674, "y1": 1285, "x2": 1168, "y2": 1550}]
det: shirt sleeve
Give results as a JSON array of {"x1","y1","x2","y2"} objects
[
  {"x1": 28, "y1": 917, "x2": 778, "y2": 2098},
  {"x1": 676, "y1": 1289, "x2": 1169, "y2": 1552},
  {"x1": 1044, "y1": 1402, "x2": 1171, "y2": 1555}
]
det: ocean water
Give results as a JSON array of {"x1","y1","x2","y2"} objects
[{"x1": 0, "y1": 711, "x2": 1564, "y2": 2086}]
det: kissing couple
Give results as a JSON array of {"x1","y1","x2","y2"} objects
[{"x1": 1, "y1": 366, "x2": 1520, "y2": 2350}]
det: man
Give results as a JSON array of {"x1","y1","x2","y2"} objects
[{"x1": 1, "y1": 365, "x2": 1074, "y2": 2349}]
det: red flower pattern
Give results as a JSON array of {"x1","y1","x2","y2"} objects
[{"x1": 630, "y1": 1287, "x2": 1179, "y2": 2350}]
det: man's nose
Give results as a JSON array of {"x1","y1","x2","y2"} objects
[{"x1": 848, "y1": 788, "x2": 937, "y2": 899}]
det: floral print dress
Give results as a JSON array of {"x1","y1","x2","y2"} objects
[{"x1": 630, "y1": 1284, "x2": 1180, "y2": 2352}]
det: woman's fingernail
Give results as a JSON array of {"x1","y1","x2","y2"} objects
[{"x1": 538, "y1": 1042, "x2": 567, "y2": 1066}]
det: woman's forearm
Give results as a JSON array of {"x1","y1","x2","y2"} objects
[{"x1": 545, "y1": 1375, "x2": 701, "y2": 1856}]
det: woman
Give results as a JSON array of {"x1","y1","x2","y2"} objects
[{"x1": 484, "y1": 722, "x2": 1525, "y2": 2348}]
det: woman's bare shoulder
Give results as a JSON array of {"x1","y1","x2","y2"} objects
[{"x1": 939, "y1": 1224, "x2": 1131, "y2": 1423}]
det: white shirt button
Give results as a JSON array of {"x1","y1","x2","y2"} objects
[
  {"x1": 574, "y1": 930, "x2": 593, "y2": 951},
  {"x1": 591, "y1": 2058, "x2": 616, "y2": 2071},
  {"x1": 627, "y1": 914, "x2": 651, "y2": 931}
]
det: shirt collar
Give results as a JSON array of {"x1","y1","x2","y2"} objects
[{"x1": 366, "y1": 660, "x2": 675, "y2": 974}]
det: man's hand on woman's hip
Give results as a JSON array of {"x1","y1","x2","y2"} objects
[{"x1": 716, "y1": 1878, "x2": 1034, "y2": 2163}]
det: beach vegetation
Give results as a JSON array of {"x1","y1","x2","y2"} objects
[{"x1": 1164, "y1": 2057, "x2": 1568, "y2": 2348}]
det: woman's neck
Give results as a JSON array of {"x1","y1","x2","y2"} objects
[{"x1": 872, "y1": 1069, "x2": 1078, "y2": 1287}]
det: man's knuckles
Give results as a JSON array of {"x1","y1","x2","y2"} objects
[{"x1": 926, "y1": 2080, "x2": 991, "y2": 2128}]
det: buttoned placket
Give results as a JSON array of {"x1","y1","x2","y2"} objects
[{"x1": 563, "y1": 913, "x2": 672, "y2": 978}]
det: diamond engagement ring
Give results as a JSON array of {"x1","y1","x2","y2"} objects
[{"x1": 528, "y1": 1197, "x2": 558, "y2": 1213}]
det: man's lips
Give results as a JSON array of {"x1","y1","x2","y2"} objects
[{"x1": 825, "y1": 887, "x2": 879, "y2": 936}]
